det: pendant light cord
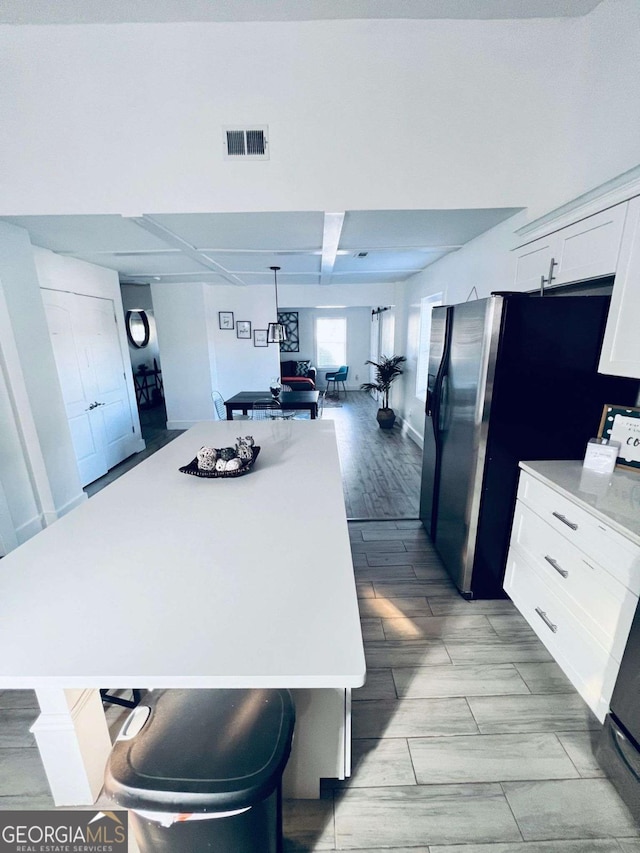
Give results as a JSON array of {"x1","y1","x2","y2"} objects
[{"x1": 271, "y1": 265, "x2": 281, "y2": 316}]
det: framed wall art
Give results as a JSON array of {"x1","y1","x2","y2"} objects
[
  {"x1": 278, "y1": 311, "x2": 299, "y2": 353},
  {"x1": 219, "y1": 312, "x2": 234, "y2": 330},
  {"x1": 598, "y1": 404, "x2": 640, "y2": 472},
  {"x1": 236, "y1": 320, "x2": 252, "y2": 339},
  {"x1": 253, "y1": 329, "x2": 268, "y2": 347}
]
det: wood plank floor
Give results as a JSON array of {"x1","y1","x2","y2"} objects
[
  {"x1": 323, "y1": 391, "x2": 423, "y2": 519},
  {"x1": 85, "y1": 391, "x2": 424, "y2": 519},
  {"x1": 281, "y1": 521, "x2": 638, "y2": 851}
]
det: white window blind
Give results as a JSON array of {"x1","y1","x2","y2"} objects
[{"x1": 316, "y1": 317, "x2": 347, "y2": 368}]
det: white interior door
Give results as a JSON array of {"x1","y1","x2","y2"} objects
[
  {"x1": 42, "y1": 290, "x2": 109, "y2": 487},
  {"x1": 43, "y1": 290, "x2": 135, "y2": 486},
  {"x1": 79, "y1": 296, "x2": 134, "y2": 470}
]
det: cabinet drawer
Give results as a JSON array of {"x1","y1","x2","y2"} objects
[
  {"x1": 511, "y1": 501, "x2": 638, "y2": 661},
  {"x1": 518, "y1": 471, "x2": 640, "y2": 592},
  {"x1": 504, "y1": 547, "x2": 620, "y2": 722}
]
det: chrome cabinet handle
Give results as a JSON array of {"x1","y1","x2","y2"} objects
[
  {"x1": 552, "y1": 511, "x2": 578, "y2": 531},
  {"x1": 535, "y1": 607, "x2": 558, "y2": 633},
  {"x1": 539, "y1": 257, "x2": 558, "y2": 295},
  {"x1": 544, "y1": 555, "x2": 569, "y2": 578}
]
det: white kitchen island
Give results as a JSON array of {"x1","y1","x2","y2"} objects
[{"x1": 0, "y1": 420, "x2": 365, "y2": 804}]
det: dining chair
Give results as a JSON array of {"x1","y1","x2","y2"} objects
[
  {"x1": 252, "y1": 398, "x2": 297, "y2": 420},
  {"x1": 212, "y1": 390, "x2": 250, "y2": 420},
  {"x1": 326, "y1": 366, "x2": 348, "y2": 398},
  {"x1": 211, "y1": 390, "x2": 226, "y2": 420},
  {"x1": 317, "y1": 389, "x2": 327, "y2": 419},
  {"x1": 251, "y1": 399, "x2": 282, "y2": 420}
]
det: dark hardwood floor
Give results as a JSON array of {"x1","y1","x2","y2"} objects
[{"x1": 86, "y1": 392, "x2": 424, "y2": 519}]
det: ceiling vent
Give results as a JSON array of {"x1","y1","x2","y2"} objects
[
  {"x1": 355, "y1": 251, "x2": 369, "y2": 258},
  {"x1": 223, "y1": 126, "x2": 269, "y2": 160}
]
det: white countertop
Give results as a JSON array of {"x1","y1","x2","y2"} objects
[
  {"x1": 0, "y1": 420, "x2": 366, "y2": 689},
  {"x1": 520, "y1": 460, "x2": 640, "y2": 547}
]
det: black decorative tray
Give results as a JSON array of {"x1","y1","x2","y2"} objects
[{"x1": 179, "y1": 447, "x2": 261, "y2": 478}]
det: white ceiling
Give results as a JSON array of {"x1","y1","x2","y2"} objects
[
  {"x1": 0, "y1": 0, "x2": 603, "y2": 25},
  {"x1": 3, "y1": 1, "x2": 553, "y2": 288},
  {"x1": 1, "y1": 209, "x2": 521, "y2": 287}
]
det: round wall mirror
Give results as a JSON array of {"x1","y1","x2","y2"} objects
[{"x1": 125, "y1": 310, "x2": 150, "y2": 348}]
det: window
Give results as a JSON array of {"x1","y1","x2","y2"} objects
[
  {"x1": 316, "y1": 317, "x2": 347, "y2": 367},
  {"x1": 416, "y1": 294, "x2": 443, "y2": 400}
]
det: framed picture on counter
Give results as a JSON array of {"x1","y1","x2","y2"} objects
[{"x1": 598, "y1": 404, "x2": 640, "y2": 472}]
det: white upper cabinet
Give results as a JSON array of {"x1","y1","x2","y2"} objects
[
  {"x1": 514, "y1": 203, "x2": 627, "y2": 292},
  {"x1": 512, "y1": 165, "x2": 640, "y2": 379},
  {"x1": 599, "y1": 196, "x2": 640, "y2": 378},
  {"x1": 514, "y1": 234, "x2": 559, "y2": 292}
]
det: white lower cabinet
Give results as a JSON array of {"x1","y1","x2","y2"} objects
[{"x1": 504, "y1": 464, "x2": 640, "y2": 722}]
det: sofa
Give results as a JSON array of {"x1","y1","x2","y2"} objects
[{"x1": 280, "y1": 359, "x2": 317, "y2": 390}]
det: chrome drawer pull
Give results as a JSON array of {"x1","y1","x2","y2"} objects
[
  {"x1": 535, "y1": 607, "x2": 558, "y2": 633},
  {"x1": 544, "y1": 555, "x2": 569, "y2": 578},
  {"x1": 552, "y1": 511, "x2": 578, "y2": 531}
]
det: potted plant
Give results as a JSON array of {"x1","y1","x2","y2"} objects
[{"x1": 360, "y1": 355, "x2": 407, "y2": 429}]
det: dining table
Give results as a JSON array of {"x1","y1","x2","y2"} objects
[
  {"x1": 0, "y1": 419, "x2": 364, "y2": 805},
  {"x1": 224, "y1": 389, "x2": 320, "y2": 419}
]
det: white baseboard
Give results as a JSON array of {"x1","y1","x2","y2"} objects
[
  {"x1": 399, "y1": 417, "x2": 424, "y2": 449},
  {"x1": 130, "y1": 438, "x2": 146, "y2": 454},
  {"x1": 15, "y1": 514, "x2": 45, "y2": 544},
  {"x1": 52, "y1": 491, "x2": 88, "y2": 520}
]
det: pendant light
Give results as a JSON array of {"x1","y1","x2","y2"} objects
[{"x1": 267, "y1": 265, "x2": 287, "y2": 344}]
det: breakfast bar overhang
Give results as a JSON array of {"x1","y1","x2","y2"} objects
[{"x1": 0, "y1": 420, "x2": 366, "y2": 804}]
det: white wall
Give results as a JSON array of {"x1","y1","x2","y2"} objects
[
  {"x1": 567, "y1": 0, "x2": 640, "y2": 212},
  {"x1": 0, "y1": 343, "x2": 40, "y2": 546},
  {"x1": 0, "y1": 222, "x2": 84, "y2": 539},
  {"x1": 151, "y1": 282, "x2": 279, "y2": 426},
  {"x1": 395, "y1": 210, "x2": 530, "y2": 442},
  {"x1": 205, "y1": 284, "x2": 280, "y2": 400},
  {"x1": 1, "y1": 4, "x2": 638, "y2": 218},
  {"x1": 152, "y1": 283, "x2": 216, "y2": 428},
  {"x1": 280, "y1": 283, "x2": 396, "y2": 310}
]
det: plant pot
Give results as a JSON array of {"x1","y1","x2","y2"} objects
[{"x1": 376, "y1": 408, "x2": 396, "y2": 429}]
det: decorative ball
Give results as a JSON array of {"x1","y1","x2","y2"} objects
[
  {"x1": 197, "y1": 446, "x2": 216, "y2": 471},
  {"x1": 215, "y1": 458, "x2": 227, "y2": 472},
  {"x1": 219, "y1": 447, "x2": 237, "y2": 461},
  {"x1": 225, "y1": 458, "x2": 243, "y2": 472}
]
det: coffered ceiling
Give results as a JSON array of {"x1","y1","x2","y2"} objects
[{"x1": 1, "y1": 209, "x2": 521, "y2": 287}]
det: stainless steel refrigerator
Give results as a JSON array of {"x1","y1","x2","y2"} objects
[{"x1": 419, "y1": 292, "x2": 639, "y2": 599}]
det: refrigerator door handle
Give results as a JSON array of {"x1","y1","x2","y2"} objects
[
  {"x1": 431, "y1": 306, "x2": 452, "y2": 440},
  {"x1": 426, "y1": 373, "x2": 436, "y2": 416}
]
